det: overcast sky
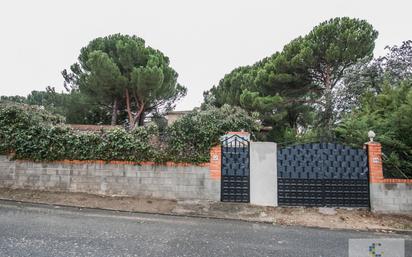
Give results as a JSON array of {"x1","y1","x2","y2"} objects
[{"x1": 1, "y1": 0, "x2": 411, "y2": 110}]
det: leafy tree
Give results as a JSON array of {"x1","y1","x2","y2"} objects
[
  {"x1": 81, "y1": 50, "x2": 126, "y2": 125},
  {"x1": 61, "y1": 91, "x2": 113, "y2": 125},
  {"x1": 277, "y1": 17, "x2": 378, "y2": 137},
  {"x1": 342, "y1": 40, "x2": 412, "y2": 111},
  {"x1": 0, "y1": 95, "x2": 26, "y2": 103},
  {"x1": 204, "y1": 65, "x2": 259, "y2": 107},
  {"x1": 336, "y1": 40, "x2": 412, "y2": 177},
  {"x1": 1, "y1": 88, "x2": 112, "y2": 125},
  {"x1": 336, "y1": 79, "x2": 412, "y2": 178},
  {"x1": 206, "y1": 17, "x2": 377, "y2": 141},
  {"x1": 26, "y1": 87, "x2": 60, "y2": 107},
  {"x1": 63, "y1": 34, "x2": 186, "y2": 128},
  {"x1": 239, "y1": 46, "x2": 316, "y2": 138},
  {"x1": 378, "y1": 40, "x2": 412, "y2": 81}
]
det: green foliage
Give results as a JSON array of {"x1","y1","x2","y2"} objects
[
  {"x1": 165, "y1": 105, "x2": 260, "y2": 162},
  {"x1": 83, "y1": 50, "x2": 126, "y2": 102},
  {"x1": 0, "y1": 102, "x2": 64, "y2": 154},
  {"x1": 336, "y1": 41, "x2": 412, "y2": 178},
  {"x1": 286, "y1": 17, "x2": 378, "y2": 135},
  {"x1": 0, "y1": 95, "x2": 26, "y2": 103},
  {"x1": 0, "y1": 102, "x2": 160, "y2": 162},
  {"x1": 204, "y1": 51, "x2": 313, "y2": 143},
  {"x1": 205, "y1": 17, "x2": 378, "y2": 141},
  {"x1": 205, "y1": 65, "x2": 260, "y2": 107},
  {"x1": 342, "y1": 40, "x2": 412, "y2": 111},
  {"x1": 63, "y1": 34, "x2": 187, "y2": 128},
  {"x1": 3, "y1": 88, "x2": 112, "y2": 125},
  {"x1": 61, "y1": 91, "x2": 113, "y2": 125},
  {"x1": 0, "y1": 102, "x2": 258, "y2": 163},
  {"x1": 336, "y1": 80, "x2": 412, "y2": 178}
]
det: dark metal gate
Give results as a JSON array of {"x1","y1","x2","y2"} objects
[
  {"x1": 221, "y1": 134, "x2": 250, "y2": 202},
  {"x1": 277, "y1": 143, "x2": 369, "y2": 207}
]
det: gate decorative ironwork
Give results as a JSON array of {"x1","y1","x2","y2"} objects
[
  {"x1": 277, "y1": 143, "x2": 369, "y2": 207},
  {"x1": 221, "y1": 134, "x2": 250, "y2": 202}
]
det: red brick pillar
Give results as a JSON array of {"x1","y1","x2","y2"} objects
[
  {"x1": 210, "y1": 145, "x2": 221, "y2": 180},
  {"x1": 366, "y1": 142, "x2": 384, "y2": 183}
]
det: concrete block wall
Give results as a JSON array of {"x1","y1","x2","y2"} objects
[
  {"x1": 0, "y1": 155, "x2": 220, "y2": 201},
  {"x1": 370, "y1": 183, "x2": 412, "y2": 213},
  {"x1": 366, "y1": 142, "x2": 412, "y2": 214}
]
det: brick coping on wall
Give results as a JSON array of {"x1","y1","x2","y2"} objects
[
  {"x1": 366, "y1": 142, "x2": 412, "y2": 184},
  {"x1": 375, "y1": 178, "x2": 412, "y2": 183},
  {"x1": 227, "y1": 131, "x2": 250, "y2": 136},
  {"x1": 12, "y1": 158, "x2": 209, "y2": 168}
]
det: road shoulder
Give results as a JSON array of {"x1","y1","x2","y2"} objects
[{"x1": 0, "y1": 188, "x2": 411, "y2": 234}]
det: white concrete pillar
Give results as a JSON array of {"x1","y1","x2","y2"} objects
[{"x1": 250, "y1": 142, "x2": 277, "y2": 207}]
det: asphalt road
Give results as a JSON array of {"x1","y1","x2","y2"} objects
[{"x1": 0, "y1": 201, "x2": 410, "y2": 257}]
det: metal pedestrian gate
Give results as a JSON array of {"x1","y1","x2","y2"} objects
[
  {"x1": 277, "y1": 143, "x2": 369, "y2": 207},
  {"x1": 221, "y1": 134, "x2": 250, "y2": 202}
]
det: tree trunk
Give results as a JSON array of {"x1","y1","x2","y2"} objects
[
  {"x1": 110, "y1": 98, "x2": 118, "y2": 126},
  {"x1": 138, "y1": 112, "x2": 145, "y2": 126},
  {"x1": 322, "y1": 65, "x2": 334, "y2": 139},
  {"x1": 125, "y1": 88, "x2": 145, "y2": 130},
  {"x1": 125, "y1": 88, "x2": 135, "y2": 129},
  {"x1": 287, "y1": 110, "x2": 299, "y2": 135},
  {"x1": 134, "y1": 100, "x2": 145, "y2": 127},
  {"x1": 323, "y1": 89, "x2": 333, "y2": 138}
]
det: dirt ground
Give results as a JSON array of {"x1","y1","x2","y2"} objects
[{"x1": 0, "y1": 188, "x2": 411, "y2": 233}]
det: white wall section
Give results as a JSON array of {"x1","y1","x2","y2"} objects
[{"x1": 250, "y1": 142, "x2": 277, "y2": 207}]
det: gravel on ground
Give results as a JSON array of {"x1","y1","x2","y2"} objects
[{"x1": 0, "y1": 188, "x2": 411, "y2": 233}]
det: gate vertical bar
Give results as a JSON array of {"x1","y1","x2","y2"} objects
[{"x1": 220, "y1": 133, "x2": 250, "y2": 202}]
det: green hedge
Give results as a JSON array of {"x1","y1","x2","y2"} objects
[
  {"x1": 165, "y1": 105, "x2": 260, "y2": 162},
  {"x1": 0, "y1": 102, "x2": 258, "y2": 163}
]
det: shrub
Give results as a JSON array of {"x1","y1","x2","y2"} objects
[
  {"x1": 0, "y1": 102, "x2": 64, "y2": 154},
  {"x1": 336, "y1": 80, "x2": 412, "y2": 178},
  {"x1": 0, "y1": 102, "x2": 259, "y2": 163},
  {"x1": 165, "y1": 105, "x2": 260, "y2": 162}
]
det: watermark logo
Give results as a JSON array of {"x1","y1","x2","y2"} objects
[
  {"x1": 349, "y1": 239, "x2": 404, "y2": 257},
  {"x1": 369, "y1": 242, "x2": 383, "y2": 257}
]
